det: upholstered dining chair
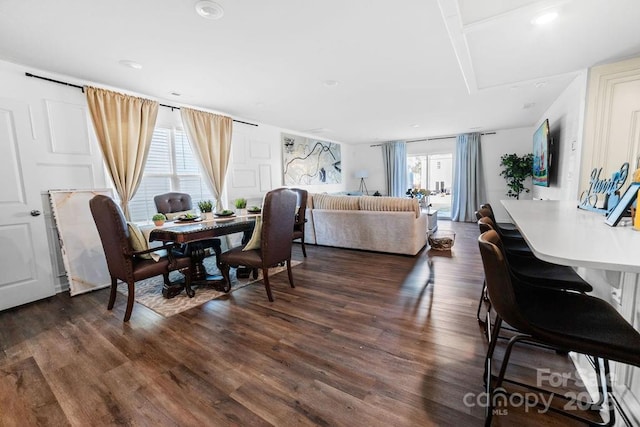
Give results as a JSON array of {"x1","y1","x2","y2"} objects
[
  {"x1": 291, "y1": 188, "x2": 308, "y2": 257},
  {"x1": 478, "y1": 229, "x2": 640, "y2": 426},
  {"x1": 219, "y1": 188, "x2": 298, "y2": 301},
  {"x1": 154, "y1": 192, "x2": 195, "y2": 220},
  {"x1": 89, "y1": 195, "x2": 192, "y2": 322}
]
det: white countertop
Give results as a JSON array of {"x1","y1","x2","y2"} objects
[{"x1": 501, "y1": 200, "x2": 640, "y2": 273}]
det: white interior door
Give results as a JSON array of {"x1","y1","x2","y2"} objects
[{"x1": 0, "y1": 98, "x2": 55, "y2": 310}]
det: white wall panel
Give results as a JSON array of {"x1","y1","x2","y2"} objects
[
  {"x1": 45, "y1": 99, "x2": 91, "y2": 154},
  {"x1": 37, "y1": 163, "x2": 95, "y2": 191},
  {"x1": 259, "y1": 164, "x2": 272, "y2": 192},
  {"x1": 232, "y1": 169, "x2": 257, "y2": 188},
  {"x1": 0, "y1": 223, "x2": 34, "y2": 286},
  {"x1": 0, "y1": 108, "x2": 26, "y2": 203},
  {"x1": 232, "y1": 133, "x2": 248, "y2": 165},
  {"x1": 250, "y1": 140, "x2": 271, "y2": 159}
]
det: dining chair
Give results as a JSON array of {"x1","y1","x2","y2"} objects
[
  {"x1": 89, "y1": 195, "x2": 192, "y2": 321},
  {"x1": 219, "y1": 188, "x2": 298, "y2": 301},
  {"x1": 478, "y1": 229, "x2": 640, "y2": 426},
  {"x1": 291, "y1": 188, "x2": 308, "y2": 257}
]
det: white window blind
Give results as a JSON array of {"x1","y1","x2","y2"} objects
[{"x1": 128, "y1": 127, "x2": 215, "y2": 221}]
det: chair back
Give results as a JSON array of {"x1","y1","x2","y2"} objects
[
  {"x1": 261, "y1": 188, "x2": 297, "y2": 266},
  {"x1": 291, "y1": 188, "x2": 308, "y2": 232},
  {"x1": 477, "y1": 230, "x2": 532, "y2": 334},
  {"x1": 89, "y1": 195, "x2": 133, "y2": 279},
  {"x1": 154, "y1": 192, "x2": 193, "y2": 214},
  {"x1": 477, "y1": 216, "x2": 495, "y2": 234},
  {"x1": 475, "y1": 207, "x2": 492, "y2": 221}
]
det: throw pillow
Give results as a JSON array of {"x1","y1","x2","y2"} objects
[
  {"x1": 127, "y1": 222, "x2": 153, "y2": 260},
  {"x1": 242, "y1": 217, "x2": 262, "y2": 251}
]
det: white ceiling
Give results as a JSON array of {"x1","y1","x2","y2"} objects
[{"x1": 1, "y1": 0, "x2": 639, "y2": 144}]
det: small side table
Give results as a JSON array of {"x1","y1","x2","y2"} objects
[{"x1": 423, "y1": 208, "x2": 438, "y2": 235}]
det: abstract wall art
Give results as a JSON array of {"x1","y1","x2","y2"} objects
[{"x1": 282, "y1": 133, "x2": 341, "y2": 185}]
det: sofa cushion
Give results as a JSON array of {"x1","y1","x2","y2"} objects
[
  {"x1": 312, "y1": 210, "x2": 427, "y2": 255},
  {"x1": 359, "y1": 196, "x2": 421, "y2": 218},
  {"x1": 313, "y1": 193, "x2": 360, "y2": 210}
]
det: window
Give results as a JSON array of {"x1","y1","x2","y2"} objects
[{"x1": 128, "y1": 127, "x2": 214, "y2": 221}]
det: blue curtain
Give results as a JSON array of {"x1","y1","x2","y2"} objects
[
  {"x1": 451, "y1": 133, "x2": 484, "y2": 222},
  {"x1": 382, "y1": 141, "x2": 407, "y2": 197}
]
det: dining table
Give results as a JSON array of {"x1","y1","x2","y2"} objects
[{"x1": 145, "y1": 214, "x2": 258, "y2": 297}]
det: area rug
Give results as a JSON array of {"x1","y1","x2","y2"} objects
[{"x1": 117, "y1": 258, "x2": 301, "y2": 318}]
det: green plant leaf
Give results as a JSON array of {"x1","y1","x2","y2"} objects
[{"x1": 499, "y1": 153, "x2": 533, "y2": 200}]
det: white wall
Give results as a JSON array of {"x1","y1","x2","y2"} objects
[
  {"x1": 152, "y1": 107, "x2": 349, "y2": 208},
  {"x1": 480, "y1": 128, "x2": 535, "y2": 222},
  {"x1": 532, "y1": 71, "x2": 588, "y2": 201},
  {"x1": 227, "y1": 125, "x2": 348, "y2": 207}
]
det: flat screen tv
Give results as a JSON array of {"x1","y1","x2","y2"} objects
[{"x1": 532, "y1": 119, "x2": 551, "y2": 187}]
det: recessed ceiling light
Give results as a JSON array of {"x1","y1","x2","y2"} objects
[
  {"x1": 170, "y1": 92, "x2": 182, "y2": 96},
  {"x1": 411, "y1": 124, "x2": 420, "y2": 128},
  {"x1": 118, "y1": 60, "x2": 142, "y2": 70},
  {"x1": 531, "y1": 11, "x2": 558, "y2": 25},
  {"x1": 323, "y1": 80, "x2": 339, "y2": 87},
  {"x1": 305, "y1": 128, "x2": 330, "y2": 134},
  {"x1": 535, "y1": 81, "x2": 547, "y2": 88},
  {"x1": 195, "y1": 1, "x2": 224, "y2": 20}
]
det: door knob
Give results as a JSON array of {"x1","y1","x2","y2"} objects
[{"x1": 30, "y1": 210, "x2": 41, "y2": 217}]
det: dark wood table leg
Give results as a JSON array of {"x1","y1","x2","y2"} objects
[{"x1": 189, "y1": 240, "x2": 227, "y2": 294}]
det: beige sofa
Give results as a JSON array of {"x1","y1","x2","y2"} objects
[{"x1": 304, "y1": 193, "x2": 427, "y2": 255}]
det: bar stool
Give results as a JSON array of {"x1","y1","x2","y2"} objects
[
  {"x1": 478, "y1": 229, "x2": 640, "y2": 426},
  {"x1": 480, "y1": 203, "x2": 519, "y2": 232},
  {"x1": 475, "y1": 217, "x2": 592, "y2": 332}
]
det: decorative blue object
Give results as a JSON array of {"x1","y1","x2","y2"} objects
[{"x1": 578, "y1": 162, "x2": 629, "y2": 214}]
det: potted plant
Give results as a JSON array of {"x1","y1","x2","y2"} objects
[
  {"x1": 234, "y1": 198, "x2": 247, "y2": 209},
  {"x1": 198, "y1": 200, "x2": 213, "y2": 219},
  {"x1": 500, "y1": 153, "x2": 533, "y2": 199},
  {"x1": 152, "y1": 213, "x2": 166, "y2": 226}
]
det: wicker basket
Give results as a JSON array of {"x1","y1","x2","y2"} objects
[{"x1": 428, "y1": 231, "x2": 456, "y2": 251}]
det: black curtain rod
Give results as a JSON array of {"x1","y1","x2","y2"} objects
[
  {"x1": 369, "y1": 131, "x2": 496, "y2": 147},
  {"x1": 25, "y1": 72, "x2": 258, "y2": 127}
]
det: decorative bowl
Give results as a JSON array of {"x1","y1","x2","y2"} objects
[{"x1": 428, "y1": 231, "x2": 456, "y2": 251}]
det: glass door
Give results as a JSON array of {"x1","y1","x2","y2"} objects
[{"x1": 407, "y1": 153, "x2": 453, "y2": 218}]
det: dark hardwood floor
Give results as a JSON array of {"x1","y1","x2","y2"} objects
[{"x1": 0, "y1": 221, "x2": 604, "y2": 426}]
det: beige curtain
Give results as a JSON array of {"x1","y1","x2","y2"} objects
[
  {"x1": 180, "y1": 108, "x2": 233, "y2": 209},
  {"x1": 85, "y1": 87, "x2": 158, "y2": 219}
]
